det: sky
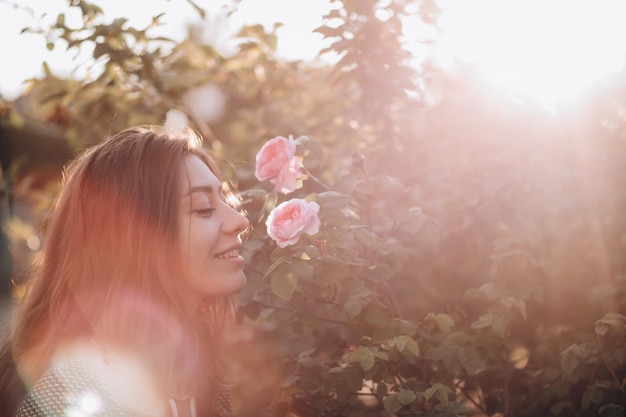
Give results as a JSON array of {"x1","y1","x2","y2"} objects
[
  {"x1": 1, "y1": 0, "x2": 626, "y2": 112},
  {"x1": 0, "y1": 0, "x2": 333, "y2": 99},
  {"x1": 433, "y1": 0, "x2": 626, "y2": 111}
]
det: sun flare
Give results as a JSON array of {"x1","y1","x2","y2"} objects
[{"x1": 434, "y1": 0, "x2": 626, "y2": 109}]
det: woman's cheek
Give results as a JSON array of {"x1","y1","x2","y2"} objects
[{"x1": 191, "y1": 217, "x2": 219, "y2": 254}]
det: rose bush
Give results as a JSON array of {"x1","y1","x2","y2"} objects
[
  {"x1": 255, "y1": 136, "x2": 303, "y2": 194},
  {"x1": 266, "y1": 198, "x2": 320, "y2": 248},
  {"x1": 242, "y1": 125, "x2": 626, "y2": 417}
]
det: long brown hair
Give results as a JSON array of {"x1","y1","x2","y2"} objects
[{"x1": 9, "y1": 126, "x2": 235, "y2": 403}]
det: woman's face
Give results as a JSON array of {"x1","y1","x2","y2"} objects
[{"x1": 178, "y1": 154, "x2": 249, "y2": 305}]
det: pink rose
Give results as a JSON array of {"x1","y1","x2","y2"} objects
[
  {"x1": 266, "y1": 199, "x2": 320, "y2": 248},
  {"x1": 255, "y1": 136, "x2": 303, "y2": 194}
]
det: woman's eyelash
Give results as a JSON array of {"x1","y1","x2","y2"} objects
[{"x1": 194, "y1": 208, "x2": 216, "y2": 216}]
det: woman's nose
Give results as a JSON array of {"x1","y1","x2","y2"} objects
[{"x1": 226, "y1": 205, "x2": 249, "y2": 235}]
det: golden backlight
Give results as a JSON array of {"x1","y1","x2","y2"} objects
[{"x1": 434, "y1": 0, "x2": 626, "y2": 110}]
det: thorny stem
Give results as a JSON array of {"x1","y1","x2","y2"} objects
[
  {"x1": 359, "y1": 165, "x2": 373, "y2": 233},
  {"x1": 253, "y1": 300, "x2": 356, "y2": 327},
  {"x1": 355, "y1": 164, "x2": 377, "y2": 278},
  {"x1": 245, "y1": 264, "x2": 339, "y2": 306},
  {"x1": 597, "y1": 335, "x2": 626, "y2": 394},
  {"x1": 244, "y1": 263, "x2": 267, "y2": 278},
  {"x1": 315, "y1": 283, "x2": 340, "y2": 306},
  {"x1": 395, "y1": 371, "x2": 408, "y2": 388},
  {"x1": 302, "y1": 167, "x2": 330, "y2": 191},
  {"x1": 383, "y1": 283, "x2": 404, "y2": 319},
  {"x1": 504, "y1": 365, "x2": 511, "y2": 416}
]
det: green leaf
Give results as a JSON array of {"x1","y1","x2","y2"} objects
[
  {"x1": 291, "y1": 261, "x2": 314, "y2": 280},
  {"x1": 599, "y1": 404, "x2": 625, "y2": 417},
  {"x1": 383, "y1": 394, "x2": 403, "y2": 415},
  {"x1": 499, "y1": 296, "x2": 528, "y2": 321},
  {"x1": 582, "y1": 386, "x2": 605, "y2": 410},
  {"x1": 240, "y1": 188, "x2": 268, "y2": 200},
  {"x1": 151, "y1": 12, "x2": 165, "y2": 24},
  {"x1": 243, "y1": 238, "x2": 264, "y2": 253},
  {"x1": 392, "y1": 335, "x2": 420, "y2": 359},
  {"x1": 420, "y1": 216, "x2": 442, "y2": 247},
  {"x1": 404, "y1": 338, "x2": 420, "y2": 359},
  {"x1": 266, "y1": 33, "x2": 278, "y2": 51},
  {"x1": 509, "y1": 346, "x2": 530, "y2": 370},
  {"x1": 434, "y1": 313, "x2": 454, "y2": 333},
  {"x1": 322, "y1": 8, "x2": 343, "y2": 20},
  {"x1": 424, "y1": 383, "x2": 451, "y2": 405},
  {"x1": 394, "y1": 335, "x2": 406, "y2": 351},
  {"x1": 322, "y1": 207, "x2": 350, "y2": 226},
  {"x1": 359, "y1": 350, "x2": 375, "y2": 371},
  {"x1": 458, "y1": 347, "x2": 484, "y2": 376},
  {"x1": 258, "y1": 192, "x2": 278, "y2": 223},
  {"x1": 348, "y1": 285, "x2": 372, "y2": 300},
  {"x1": 434, "y1": 402, "x2": 467, "y2": 416},
  {"x1": 429, "y1": 345, "x2": 461, "y2": 373},
  {"x1": 343, "y1": 285, "x2": 372, "y2": 319},
  {"x1": 344, "y1": 347, "x2": 376, "y2": 371},
  {"x1": 320, "y1": 254, "x2": 347, "y2": 264},
  {"x1": 299, "y1": 245, "x2": 321, "y2": 260},
  {"x1": 343, "y1": 299, "x2": 363, "y2": 318},
  {"x1": 490, "y1": 315, "x2": 508, "y2": 338},
  {"x1": 363, "y1": 303, "x2": 391, "y2": 327},
  {"x1": 394, "y1": 318, "x2": 418, "y2": 336},
  {"x1": 471, "y1": 312, "x2": 493, "y2": 329},
  {"x1": 261, "y1": 256, "x2": 288, "y2": 280},
  {"x1": 395, "y1": 206, "x2": 424, "y2": 234},
  {"x1": 376, "y1": 382, "x2": 387, "y2": 399},
  {"x1": 93, "y1": 42, "x2": 110, "y2": 59},
  {"x1": 397, "y1": 389, "x2": 417, "y2": 405},
  {"x1": 345, "y1": 369, "x2": 364, "y2": 391},
  {"x1": 595, "y1": 323, "x2": 609, "y2": 336},
  {"x1": 367, "y1": 264, "x2": 394, "y2": 282},
  {"x1": 560, "y1": 345, "x2": 580, "y2": 379},
  {"x1": 270, "y1": 269, "x2": 297, "y2": 301},
  {"x1": 299, "y1": 137, "x2": 326, "y2": 168},
  {"x1": 313, "y1": 25, "x2": 344, "y2": 39},
  {"x1": 595, "y1": 313, "x2": 626, "y2": 336},
  {"x1": 375, "y1": 351, "x2": 389, "y2": 360},
  {"x1": 351, "y1": 226, "x2": 384, "y2": 250},
  {"x1": 571, "y1": 342, "x2": 597, "y2": 359}
]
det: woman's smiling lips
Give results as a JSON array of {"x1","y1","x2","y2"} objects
[{"x1": 214, "y1": 245, "x2": 243, "y2": 260}]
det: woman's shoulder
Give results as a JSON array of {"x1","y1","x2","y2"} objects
[
  {"x1": 15, "y1": 340, "x2": 169, "y2": 417},
  {"x1": 15, "y1": 354, "x2": 121, "y2": 417}
]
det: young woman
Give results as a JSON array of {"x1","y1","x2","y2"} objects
[{"x1": 0, "y1": 126, "x2": 249, "y2": 417}]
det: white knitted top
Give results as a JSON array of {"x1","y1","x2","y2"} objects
[{"x1": 14, "y1": 356, "x2": 231, "y2": 417}]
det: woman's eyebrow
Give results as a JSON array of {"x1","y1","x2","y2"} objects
[{"x1": 181, "y1": 185, "x2": 214, "y2": 198}]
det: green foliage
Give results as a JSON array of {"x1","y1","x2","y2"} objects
[{"x1": 7, "y1": 0, "x2": 626, "y2": 416}]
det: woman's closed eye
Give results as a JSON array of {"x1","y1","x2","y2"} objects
[{"x1": 193, "y1": 208, "x2": 216, "y2": 217}]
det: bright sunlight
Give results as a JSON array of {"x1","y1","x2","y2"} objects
[{"x1": 434, "y1": 0, "x2": 626, "y2": 110}]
